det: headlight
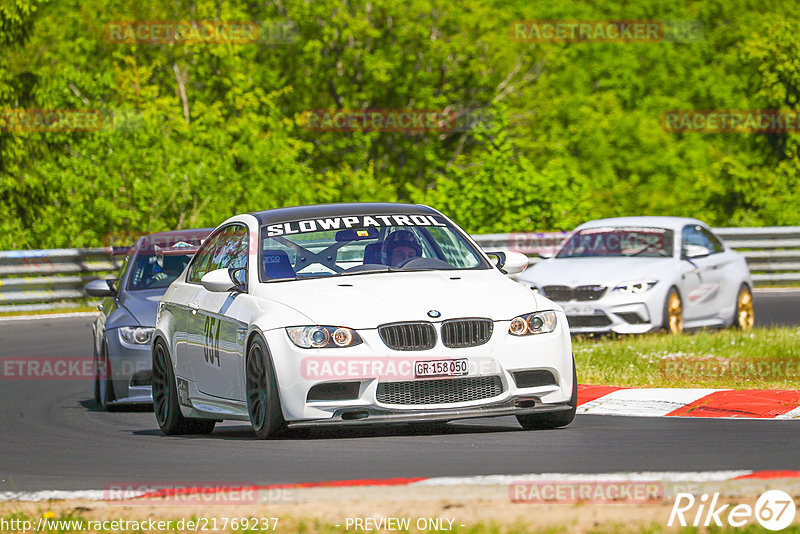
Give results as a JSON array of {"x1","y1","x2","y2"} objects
[
  {"x1": 614, "y1": 280, "x2": 657, "y2": 294},
  {"x1": 119, "y1": 326, "x2": 154, "y2": 345},
  {"x1": 286, "y1": 326, "x2": 363, "y2": 348},
  {"x1": 508, "y1": 311, "x2": 558, "y2": 336}
]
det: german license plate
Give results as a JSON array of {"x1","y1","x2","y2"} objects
[
  {"x1": 563, "y1": 304, "x2": 595, "y2": 315},
  {"x1": 414, "y1": 358, "x2": 469, "y2": 378}
]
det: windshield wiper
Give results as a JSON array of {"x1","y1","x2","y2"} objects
[
  {"x1": 627, "y1": 245, "x2": 668, "y2": 257},
  {"x1": 340, "y1": 266, "x2": 391, "y2": 275}
]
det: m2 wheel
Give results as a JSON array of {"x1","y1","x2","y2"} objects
[
  {"x1": 517, "y1": 359, "x2": 577, "y2": 430},
  {"x1": 246, "y1": 336, "x2": 286, "y2": 439},
  {"x1": 733, "y1": 284, "x2": 755, "y2": 331},
  {"x1": 97, "y1": 339, "x2": 116, "y2": 411},
  {"x1": 663, "y1": 287, "x2": 683, "y2": 334},
  {"x1": 152, "y1": 339, "x2": 215, "y2": 435}
]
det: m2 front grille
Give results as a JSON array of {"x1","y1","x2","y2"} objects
[
  {"x1": 543, "y1": 285, "x2": 607, "y2": 302},
  {"x1": 378, "y1": 322, "x2": 436, "y2": 351},
  {"x1": 376, "y1": 376, "x2": 503, "y2": 405},
  {"x1": 441, "y1": 318, "x2": 493, "y2": 348}
]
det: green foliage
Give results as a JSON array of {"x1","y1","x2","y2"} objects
[{"x1": 0, "y1": 0, "x2": 798, "y2": 249}]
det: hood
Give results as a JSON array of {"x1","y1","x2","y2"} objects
[
  {"x1": 252, "y1": 270, "x2": 540, "y2": 329},
  {"x1": 519, "y1": 256, "x2": 675, "y2": 288},
  {"x1": 117, "y1": 289, "x2": 164, "y2": 327}
]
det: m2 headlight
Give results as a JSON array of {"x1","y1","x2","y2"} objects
[
  {"x1": 508, "y1": 311, "x2": 558, "y2": 336},
  {"x1": 119, "y1": 326, "x2": 154, "y2": 345},
  {"x1": 286, "y1": 326, "x2": 362, "y2": 348},
  {"x1": 614, "y1": 280, "x2": 657, "y2": 294}
]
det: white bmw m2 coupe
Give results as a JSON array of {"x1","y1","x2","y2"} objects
[{"x1": 152, "y1": 203, "x2": 575, "y2": 438}]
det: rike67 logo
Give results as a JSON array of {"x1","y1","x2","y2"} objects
[{"x1": 669, "y1": 490, "x2": 797, "y2": 531}]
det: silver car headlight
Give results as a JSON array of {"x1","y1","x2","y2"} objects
[
  {"x1": 614, "y1": 280, "x2": 657, "y2": 294},
  {"x1": 508, "y1": 311, "x2": 558, "y2": 336},
  {"x1": 118, "y1": 326, "x2": 154, "y2": 345},
  {"x1": 286, "y1": 326, "x2": 363, "y2": 348}
]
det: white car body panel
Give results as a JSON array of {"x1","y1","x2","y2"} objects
[{"x1": 155, "y1": 205, "x2": 575, "y2": 427}]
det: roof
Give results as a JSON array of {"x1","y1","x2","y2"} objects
[
  {"x1": 133, "y1": 228, "x2": 213, "y2": 253},
  {"x1": 250, "y1": 203, "x2": 439, "y2": 226},
  {"x1": 575, "y1": 216, "x2": 708, "y2": 232}
]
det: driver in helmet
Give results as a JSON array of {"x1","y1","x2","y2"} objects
[{"x1": 382, "y1": 230, "x2": 423, "y2": 267}]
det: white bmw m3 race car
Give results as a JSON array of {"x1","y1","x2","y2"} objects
[{"x1": 152, "y1": 203, "x2": 576, "y2": 438}]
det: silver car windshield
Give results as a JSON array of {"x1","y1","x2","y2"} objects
[
  {"x1": 556, "y1": 227, "x2": 674, "y2": 258},
  {"x1": 259, "y1": 215, "x2": 490, "y2": 281}
]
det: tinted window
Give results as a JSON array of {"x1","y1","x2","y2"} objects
[{"x1": 188, "y1": 225, "x2": 248, "y2": 283}]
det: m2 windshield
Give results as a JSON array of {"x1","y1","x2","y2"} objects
[
  {"x1": 556, "y1": 227, "x2": 674, "y2": 258},
  {"x1": 259, "y1": 213, "x2": 490, "y2": 281}
]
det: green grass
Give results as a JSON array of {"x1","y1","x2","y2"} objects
[{"x1": 574, "y1": 327, "x2": 800, "y2": 389}]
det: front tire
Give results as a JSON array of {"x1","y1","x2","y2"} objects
[
  {"x1": 733, "y1": 284, "x2": 755, "y2": 330},
  {"x1": 97, "y1": 339, "x2": 116, "y2": 411},
  {"x1": 517, "y1": 359, "x2": 577, "y2": 430},
  {"x1": 663, "y1": 287, "x2": 683, "y2": 334},
  {"x1": 152, "y1": 339, "x2": 215, "y2": 435},
  {"x1": 246, "y1": 336, "x2": 286, "y2": 439}
]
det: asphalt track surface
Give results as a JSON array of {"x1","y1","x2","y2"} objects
[{"x1": 0, "y1": 291, "x2": 798, "y2": 492}]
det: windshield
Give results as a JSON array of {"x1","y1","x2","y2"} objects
[
  {"x1": 127, "y1": 253, "x2": 195, "y2": 290},
  {"x1": 259, "y1": 214, "x2": 490, "y2": 281},
  {"x1": 556, "y1": 227, "x2": 674, "y2": 258}
]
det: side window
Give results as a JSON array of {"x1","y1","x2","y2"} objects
[
  {"x1": 188, "y1": 225, "x2": 248, "y2": 284},
  {"x1": 214, "y1": 225, "x2": 248, "y2": 272},
  {"x1": 699, "y1": 227, "x2": 724, "y2": 254},
  {"x1": 187, "y1": 230, "x2": 226, "y2": 283},
  {"x1": 682, "y1": 225, "x2": 723, "y2": 256}
]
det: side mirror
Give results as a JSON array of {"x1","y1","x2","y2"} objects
[
  {"x1": 537, "y1": 251, "x2": 554, "y2": 260},
  {"x1": 201, "y1": 269, "x2": 237, "y2": 293},
  {"x1": 683, "y1": 244, "x2": 710, "y2": 259},
  {"x1": 486, "y1": 250, "x2": 529, "y2": 275},
  {"x1": 84, "y1": 278, "x2": 116, "y2": 297}
]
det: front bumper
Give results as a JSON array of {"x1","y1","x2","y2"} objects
[
  {"x1": 287, "y1": 395, "x2": 573, "y2": 427},
  {"x1": 519, "y1": 283, "x2": 666, "y2": 334},
  {"x1": 106, "y1": 329, "x2": 153, "y2": 403},
  {"x1": 264, "y1": 314, "x2": 574, "y2": 423}
]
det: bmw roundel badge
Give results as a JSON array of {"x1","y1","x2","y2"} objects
[{"x1": 427, "y1": 310, "x2": 441, "y2": 318}]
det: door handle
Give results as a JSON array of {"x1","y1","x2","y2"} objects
[{"x1": 189, "y1": 301, "x2": 200, "y2": 314}]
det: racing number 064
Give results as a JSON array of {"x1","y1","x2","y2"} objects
[{"x1": 203, "y1": 316, "x2": 221, "y2": 367}]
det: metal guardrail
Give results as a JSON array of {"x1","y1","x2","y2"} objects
[{"x1": 1, "y1": 227, "x2": 798, "y2": 312}]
